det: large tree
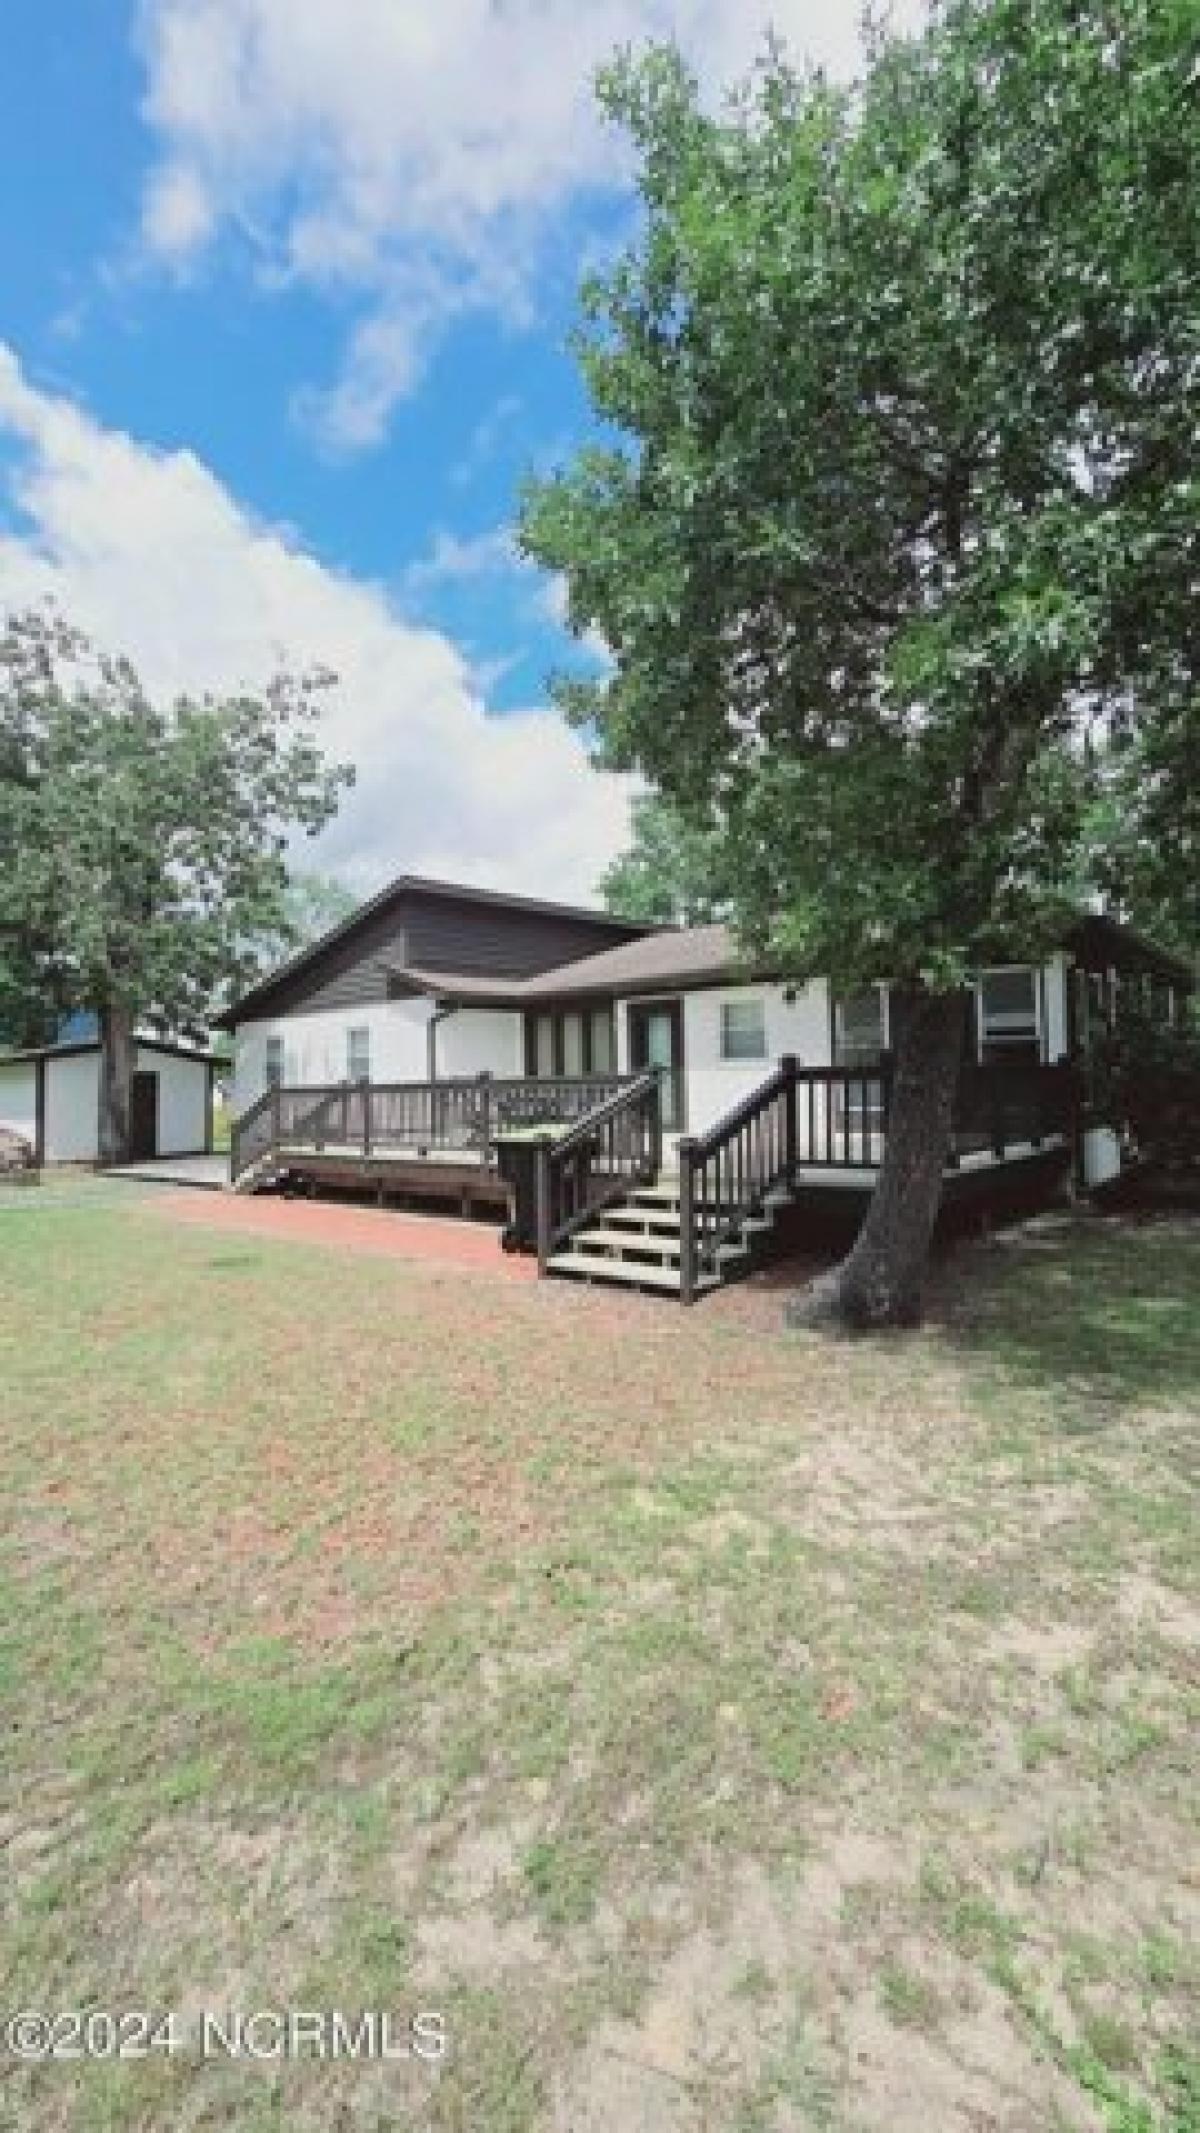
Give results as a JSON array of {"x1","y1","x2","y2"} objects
[
  {"x1": 521, "y1": 0, "x2": 1199, "y2": 1326},
  {"x1": 601, "y1": 792, "x2": 730, "y2": 924},
  {"x1": 0, "y1": 610, "x2": 351, "y2": 1161}
]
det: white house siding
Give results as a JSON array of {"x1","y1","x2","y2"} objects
[
  {"x1": 1043, "y1": 955, "x2": 1070, "y2": 1061},
  {"x1": 44, "y1": 1051, "x2": 102, "y2": 1163},
  {"x1": 0, "y1": 1061, "x2": 37, "y2": 1148},
  {"x1": 615, "y1": 979, "x2": 832, "y2": 1140},
  {"x1": 139, "y1": 1046, "x2": 209, "y2": 1155},
  {"x1": 436, "y1": 1009, "x2": 523, "y2": 1079}
]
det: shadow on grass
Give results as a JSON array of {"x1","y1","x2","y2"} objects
[{"x1": 936, "y1": 1211, "x2": 1200, "y2": 1428}]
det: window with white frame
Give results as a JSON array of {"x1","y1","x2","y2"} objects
[
  {"x1": 562, "y1": 1012, "x2": 584, "y2": 1077},
  {"x1": 978, "y1": 969, "x2": 1039, "y2": 1062},
  {"x1": 589, "y1": 1008, "x2": 615, "y2": 1074},
  {"x1": 347, "y1": 1026, "x2": 371, "y2": 1081},
  {"x1": 833, "y1": 988, "x2": 886, "y2": 1067},
  {"x1": 265, "y1": 1036, "x2": 284, "y2": 1088},
  {"x1": 720, "y1": 996, "x2": 767, "y2": 1062}
]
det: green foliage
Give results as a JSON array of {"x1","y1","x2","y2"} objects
[
  {"x1": 1089, "y1": 998, "x2": 1200, "y2": 1171},
  {"x1": 601, "y1": 791, "x2": 729, "y2": 923},
  {"x1": 520, "y1": 0, "x2": 1199, "y2": 991},
  {"x1": 0, "y1": 609, "x2": 352, "y2": 1039},
  {"x1": 267, "y1": 868, "x2": 359, "y2": 959}
]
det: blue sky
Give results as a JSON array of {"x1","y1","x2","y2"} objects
[{"x1": 0, "y1": 0, "x2": 914, "y2": 899}]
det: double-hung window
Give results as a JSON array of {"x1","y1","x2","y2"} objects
[
  {"x1": 265, "y1": 1036, "x2": 285, "y2": 1088},
  {"x1": 977, "y1": 970, "x2": 1039, "y2": 1064},
  {"x1": 347, "y1": 1026, "x2": 371, "y2": 1082},
  {"x1": 833, "y1": 988, "x2": 886, "y2": 1068},
  {"x1": 719, "y1": 997, "x2": 767, "y2": 1062}
]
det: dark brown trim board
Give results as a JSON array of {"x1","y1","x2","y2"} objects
[
  {"x1": 34, "y1": 1056, "x2": 46, "y2": 1167},
  {"x1": 627, "y1": 998, "x2": 686, "y2": 1131}
]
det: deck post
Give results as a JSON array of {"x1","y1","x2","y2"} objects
[
  {"x1": 534, "y1": 1134, "x2": 553, "y2": 1275},
  {"x1": 270, "y1": 1082, "x2": 281, "y2": 1152},
  {"x1": 362, "y1": 1079, "x2": 372, "y2": 1158},
  {"x1": 478, "y1": 1071, "x2": 493, "y2": 1167},
  {"x1": 781, "y1": 1054, "x2": 798, "y2": 1183},
  {"x1": 677, "y1": 1140, "x2": 698, "y2": 1306},
  {"x1": 991, "y1": 1073, "x2": 1006, "y2": 1160},
  {"x1": 649, "y1": 1063, "x2": 664, "y2": 1181}
]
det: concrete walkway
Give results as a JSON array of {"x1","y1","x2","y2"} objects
[{"x1": 111, "y1": 1154, "x2": 231, "y2": 1190}]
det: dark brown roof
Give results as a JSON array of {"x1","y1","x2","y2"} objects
[
  {"x1": 216, "y1": 873, "x2": 658, "y2": 1028},
  {"x1": 517, "y1": 923, "x2": 748, "y2": 999},
  {"x1": 400, "y1": 923, "x2": 751, "y2": 1005}
]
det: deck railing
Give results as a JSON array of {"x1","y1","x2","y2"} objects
[
  {"x1": 229, "y1": 1072, "x2": 635, "y2": 1183},
  {"x1": 675, "y1": 1054, "x2": 1075, "y2": 1302},
  {"x1": 535, "y1": 1071, "x2": 662, "y2": 1270},
  {"x1": 950, "y1": 1058, "x2": 1077, "y2": 1163}
]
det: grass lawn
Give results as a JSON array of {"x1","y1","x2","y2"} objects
[{"x1": 1, "y1": 1181, "x2": 1197, "y2": 2132}]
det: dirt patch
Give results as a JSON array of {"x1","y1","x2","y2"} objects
[{"x1": 140, "y1": 1187, "x2": 537, "y2": 1276}]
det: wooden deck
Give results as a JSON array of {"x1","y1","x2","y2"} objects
[
  {"x1": 230, "y1": 1061, "x2": 1081, "y2": 1300},
  {"x1": 269, "y1": 1143, "x2": 511, "y2": 1215}
]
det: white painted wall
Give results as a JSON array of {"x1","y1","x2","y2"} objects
[
  {"x1": 615, "y1": 979, "x2": 832, "y2": 1139},
  {"x1": 0, "y1": 1062, "x2": 37, "y2": 1148},
  {"x1": 44, "y1": 1051, "x2": 101, "y2": 1162},
  {"x1": 437, "y1": 1008, "x2": 523, "y2": 1079},
  {"x1": 139, "y1": 1046, "x2": 210, "y2": 1154},
  {"x1": 1043, "y1": 955, "x2": 1070, "y2": 1061},
  {"x1": 233, "y1": 997, "x2": 522, "y2": 1108}
]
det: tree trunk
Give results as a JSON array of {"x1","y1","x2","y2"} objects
[
  {"x1": 787, "y1": 989, "x2": 966, "y2": 1331},
  {"x1": 97, "y1": 1002, "x2": 137, "y2": 1166}
]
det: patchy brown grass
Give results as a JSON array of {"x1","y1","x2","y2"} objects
[{"x1": 1, "y1": 1180, "x2": 1198, "y2": 2132}]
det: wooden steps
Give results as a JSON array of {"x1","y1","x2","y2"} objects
[{"x1": 543, "y1": 1172, "x2": 787, "y2": 1300}]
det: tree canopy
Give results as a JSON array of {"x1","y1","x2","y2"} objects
[
  {"x1": 521, "y1": 0, "x2": 1198, "y2": 1322},
  {"x1": 601, "y1": 792, "x2": 730, "y2": 925},
  {"x1": 523, "y1": 0, "x2": 1198, "y2": 988},
  {"x1": 0, "y1": 609, "x2": 351, "y2": 1153}
]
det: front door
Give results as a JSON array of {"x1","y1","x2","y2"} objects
[
  {"x1": 130, "y1": 1071, "x2": 158, "y2": 1161},
  {"x1": 628, "y1": 1000, "x2": 685, "y2": 1131}
]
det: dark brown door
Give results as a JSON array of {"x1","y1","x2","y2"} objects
[
  {"x1": 628, "y1": 999, "x2": 685, "y2": 1130},
  {"x1": 130, "y1": 1072, "x2": 158, "y2": 1161}
]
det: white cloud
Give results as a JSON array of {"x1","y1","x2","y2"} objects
[
  {"x1": 0, "y1": 345, "x2": 634, "y2": 903},
  {"x1": 134, "y1": 0, "x2": 928, "y2": 447},
  {"x1": 402, "y1": 524, "x2": 523, "y2": 597},
  {"x1": 141, "y1": 163, "x2": 217, "y2": 260}
]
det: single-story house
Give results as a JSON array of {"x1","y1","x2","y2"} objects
[
  {"x1": 0, "y1": 1037, "x2": 216, "y2": 1166},
  {"x1": 212, "y1": 872, "x2": 1189, "y2": 1301},
  {"x1": 219, "y1": 874, "x2": 1187, "y2": 1142}
]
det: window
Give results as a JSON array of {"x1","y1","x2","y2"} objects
[
  {"x1": 834, "y1": 988, "x2": 885, "y2": 1067},
  {"x1": 588, "y1": 1008, "x2": 615, "y2": 1075},
  {"x1": 347, "y1": 1026, "x2": 371, "y2": 1081},
  {"x1": 978, "y1": 969, "x2": 1039, "y2": 1062},
  {"x1": 532, "y1": 1013, "x2": 555, "y2": 1078},
  {"x1": 265, "y1": 1036, "x2": 284, "y2": 1088},
  {"x1": 562, "y1": 1012, "x2": 584, "y2": 1077},
  {"x1": 720, "y1": 997, "x2": 767, "y2": 1062}
]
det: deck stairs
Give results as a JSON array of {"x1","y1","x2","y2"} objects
[
  {"x1": 231, "y1": 1148, "x2": 286, "y2": 1195},
  {"x1": 544, "y1": 1172, "x2": 792, "y2": 1298}
]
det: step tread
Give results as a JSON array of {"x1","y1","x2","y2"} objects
[
  {"x1": 547, "y1": 1251, "x2": 720, "y2": 1293},
  {"x1": 573, "y1": 1226, "x2": 680, "y2": 1259}
]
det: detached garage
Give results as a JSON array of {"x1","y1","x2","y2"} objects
[{"x1": 0, "y1": 1038, "x2": 214, "y2": 1166}]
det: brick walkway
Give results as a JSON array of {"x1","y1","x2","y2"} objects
[{"x1": 142, "y1": 1189, "x2": 537, "y2": 1278}]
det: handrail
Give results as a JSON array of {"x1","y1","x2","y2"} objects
[
  {"x1": 687, "y1": 1060, "x2": 793, "y2": 1160},
  {"x1": 541, "y1": 1070, "x2": 659, "y2": 1160},
  {"x1": 229, "y1": 1086, "x2": 276, "y2": 1182},
  {"x1": 229, "y1": 1072, "x2": 638, "y2": 1182},
  {"x1": 535, "y1": 1071, "x2": 662, "y2": 1269},
  {"x1": 677, "y1": 1056, "x2": 803, "y2": 1302}
]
